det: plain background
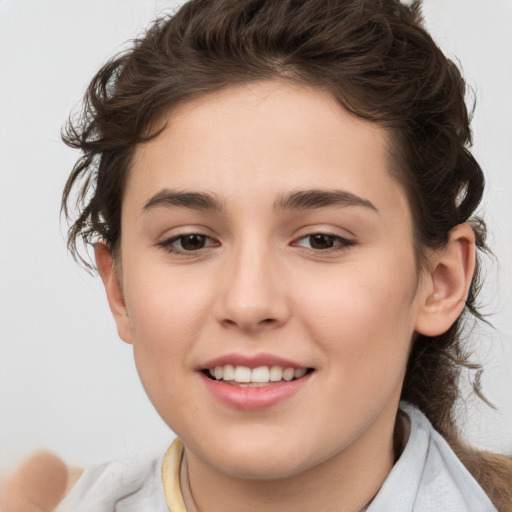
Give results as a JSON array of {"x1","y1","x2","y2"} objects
[{"x1": 1, "y1": 0, "x2": 511, "y2": 474}]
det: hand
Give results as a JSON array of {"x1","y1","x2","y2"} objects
[{"x1": 0, "y1": 452, "x2": 82, "y2": 512}]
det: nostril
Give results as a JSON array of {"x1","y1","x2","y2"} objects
[{"x1": 221, "y1": 315, "x2": 281, "y2": 332}]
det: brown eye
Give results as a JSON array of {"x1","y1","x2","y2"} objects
[
  {"x1": 308, "y1": 234, "x2": 336, "y2": 250},
  {"x1": 294, "y1": 233, "x2": 354, "y2": 252},
  {"x1": 159, "y1": 233, "x2": 217, "y2": 254},
  {"x1": 179, "y1": 234, "x2": 207, "y2": 251}
]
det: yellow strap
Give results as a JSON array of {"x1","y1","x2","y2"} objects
[{"x1": 161, "y1": 438, "x2": 187, "y2": 512}]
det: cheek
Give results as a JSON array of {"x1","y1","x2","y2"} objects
[
  {"x1": 124, "y1": 272, "x2": 214, "y2": 422},
  {"x1": 293, "y1": 258, "x2": 419, "y2": 375},
  {"x1": 123, "y1": 269, "x2": 212, "y2": 376}
]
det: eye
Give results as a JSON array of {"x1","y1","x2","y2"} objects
[
  {"x1": 294, "y1": 233, "x2": 354, "y2": 251},
  {"x1": 158, "y1": 233, "x2": 217, "y2": 254}
]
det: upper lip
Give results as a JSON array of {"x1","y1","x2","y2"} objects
[{"x1": 199, "y1": 353, "x2": 310, "y2": 370}]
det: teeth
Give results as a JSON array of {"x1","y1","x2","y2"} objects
[
  {"x1": 234, "y1": 366, "x2": 251, "y2": 383},
  {"x1": 208, "y1": 364, "x2": 309, "y2": 384},
  {"x1": 251, "y1": 366, "x2": 270, "y2": 382},
  {"x1": 269, "y1": 366, "x2": 283, "y2": 382},
  {"x1": 223, "y1": 364, "x2": 235, "y2": 381},
  {"x1": 282, "y1": 368, "x2": 294, "y2": 381},
  {"x1": 294, "y1": 368, "x2": 307, "y2": 379}
]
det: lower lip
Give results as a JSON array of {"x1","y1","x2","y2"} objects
[{"x1": 200, "y1": 372, "x2": 312, "y2": 411}]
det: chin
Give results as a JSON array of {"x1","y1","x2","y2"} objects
[
  {"x1": 217, "y1": 455, "x2": 311, "y2": 481},
  {"x1": 196, "y1": 433, "x2": 323, "y2": 481}
]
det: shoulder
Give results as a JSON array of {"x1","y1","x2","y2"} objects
[
  {"x1": 57, "y1": 455, "x2": 168, "y2": 512},
  {"x1": 367, "y1": 403, "x2": 499, "y2": 512}
]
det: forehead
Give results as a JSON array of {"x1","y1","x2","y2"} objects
[{"x1": 127, "y1": 81, "x2": 409, "y2": 221}]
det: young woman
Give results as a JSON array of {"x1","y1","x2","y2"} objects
[{"x1": 3, "y1": 0, "x2": 511, "y2": 511}]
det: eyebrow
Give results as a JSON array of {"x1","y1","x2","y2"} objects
[
  {"x1": 143, "y1": 189, "x2": 224, "y2": 212},
  {"x1": 142, "y1": 188, "x2": 378, "y2": 214},
  {"x1": 273, "y1": 189, "x2": 378, "y2": 213}
]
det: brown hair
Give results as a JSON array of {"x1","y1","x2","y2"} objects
[{"x1": 61, "y1": 0, "x2": 511, "y2": 508}]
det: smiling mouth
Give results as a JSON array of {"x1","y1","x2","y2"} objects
[{"x1": 202, "y1": 365, "x2": 314, "y2": 387}]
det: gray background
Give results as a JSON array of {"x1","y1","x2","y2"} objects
[{"x1": 1, "y1": 0, "x2": 511, "y2": 473}]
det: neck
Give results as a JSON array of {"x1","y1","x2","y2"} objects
[{"x1": 183, "y1": 407, "x2": 403, "y2": 512}]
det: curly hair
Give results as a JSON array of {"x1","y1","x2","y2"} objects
[{"x1": 61, "y1": 0, "x2": 512, "y2": 508}]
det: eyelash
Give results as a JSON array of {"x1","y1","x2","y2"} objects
[
  {"x1": 157, "y1": 232, "x2": 355, "y2": 255},
  {"x1": 293, "y1": 233, "x2": 355, "y2": 253},
  {"x1": 157, "y1": 234, "x2": 218, "y2": 255}
]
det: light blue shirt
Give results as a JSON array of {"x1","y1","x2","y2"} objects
[
  {"x1": 59, "y1": 403, "x2": 498, "y2": 511},
  {"x1": 367, "y1": 403, "x2": 497, "y2": 511}
]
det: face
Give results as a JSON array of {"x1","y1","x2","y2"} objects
[{"x1": 105, "y1": 81, "x2": 432, "y2": 480}]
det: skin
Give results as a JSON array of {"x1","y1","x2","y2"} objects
[
  {"x1": 0, "y1": 453, "x2": 81, "y2": 512},
  {"x1": 2, "y1": 81, "x2": 475, "y2": 512},
  {"x1": 96, "y1": 81, "x2": 475, "y2": 512}
]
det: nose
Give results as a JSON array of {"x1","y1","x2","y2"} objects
[{"x1": 214, "y1": 243, "x2": 290, "y2": 333}]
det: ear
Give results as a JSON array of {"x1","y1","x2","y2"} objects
[
  {"x1": 415, "y1": 223, "x2": 476, "y2": 337},
  {"x1": 95, "y1": 243, "x2": 133, "y2": 344}
]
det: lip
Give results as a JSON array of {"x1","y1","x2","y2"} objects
[
  {"x1": 199, "y1": 371, "x2": 313, "y2": 411},
  {"x1": 200, "y1": 353, "x2": 308, "y2": 370}
]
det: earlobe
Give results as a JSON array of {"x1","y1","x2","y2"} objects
[
  {"x1": 95, "y1": 243, "x2": 133, "y2": 344},
  {"x1": 415, "y1": 224, "x2": 476, "y2": 337}
]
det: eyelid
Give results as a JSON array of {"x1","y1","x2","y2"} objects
[
  {"x1": 154, "y1": 226, "x2": 356, "y2": 256},
  {"x1": 292, "y1": 231, "x2": 356, "y2": 252},
  {"x1": 157, "y1": 231, "x2": 220, "y2": 255}
]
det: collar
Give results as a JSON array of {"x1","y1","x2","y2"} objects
[{"x1": 162, "y1": 438, "x2": 188, "y2": 512}]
